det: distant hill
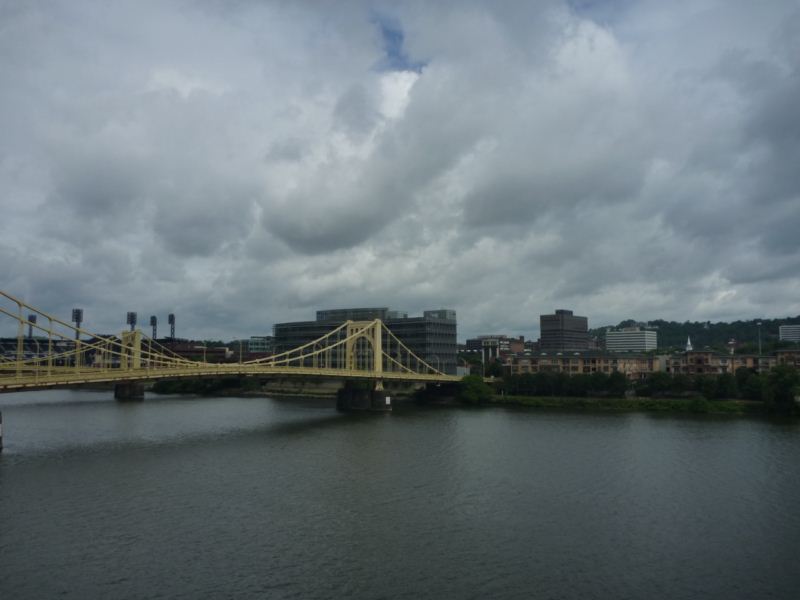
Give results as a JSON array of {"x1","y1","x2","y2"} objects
[{"x1": 590, "y1": 316, "x2": 800, "y2": 352}]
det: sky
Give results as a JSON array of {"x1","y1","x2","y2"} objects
[{"x1": 1, "y1": 0, "x2": 799, "y2": 342}]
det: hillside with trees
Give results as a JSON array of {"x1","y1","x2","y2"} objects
[{"x1": 591, "y1": 316, "x2": 800, "y2": 353}]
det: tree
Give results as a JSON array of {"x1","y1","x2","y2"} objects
[
  {"x1": 695, "y1": 376, "x2": 718, "y2": 400},
  {"x1": 741, "y1": 372, "x2": 765, "y2": 401},
  {"x1": 714, "y1": 373, "x2": 738, "y2": 399},
  {"x1": 670, "y1": 374, "x2": 692, "y2": 395},
  {"x1": 608, "y1": 371, "x2": 629, "y2": 397},
  {"x1": 484, "y1": 359, "x2": 504, "y2": 378},
  {"x1": 588, "y1": 371, "x2": 610, "y2": 395},
  {"x1": 458, "y1": 375, "x2": 493, "y2": 404},
  {"x1": 735, "y1": 367, "x2": 754, "y2": 391},
  {"x1": 649, "y1": 371, "x2": 673, "y2": 396},
  {"x1": 764, "y1": 366, "x2": 799, "y2": 413}
]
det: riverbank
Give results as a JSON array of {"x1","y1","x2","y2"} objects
[
  {"x1": 147, "y1": 378, "x2": 776, "y2": 415},
  {"x1": 489, "y1": 394, "x2": 766, "y2": 415}
]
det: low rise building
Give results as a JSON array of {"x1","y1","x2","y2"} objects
[
  {"x1": 775, "y1": 349, "x2": 800, "y2": 368},
  {"x1": 504, "y1": 351, "x2": 661, "y2": 380},
  {"x1": 665, "y1": 351, "x2": 769, "y2": 375},
  {"x1": 504, "y1": 348, "x2": 787, "y2": 381}
]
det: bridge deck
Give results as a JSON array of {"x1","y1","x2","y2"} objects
[{"x1": 0, "y1": 365, "x2": 460, "y2": 392}]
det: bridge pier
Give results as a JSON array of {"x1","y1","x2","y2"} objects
[
  {"x1": 114, "y1": 382, "x2": 145, "y2": 401},
  {"x1": 337, "y1": 381, "x2": 392, "y2": 412}
]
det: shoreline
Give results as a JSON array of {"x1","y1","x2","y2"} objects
[
  {"x1": 145, "y1": 380, "x2": 789, "y2": 417},
  {"x1": 487, "y1": 394, "x2": 766, "y2": 415}
]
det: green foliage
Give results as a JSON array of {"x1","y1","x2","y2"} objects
[
  {"x1": 458, "y1": 375, "x2": 493, "y2": 405},
  {"x1": 506, "y1": 367, "x2": 797, "y2": 410},
  {"x1": 695, "y1": 376, "x2": 718, "y2": 400},
  {"x1": 484, "y1": 359, "x2": 504, "y2": 378},
  {"x1": 503, "y1": 370, "x2": 629, "y2": 398},
  {"x1": 764, "y1": 365, "x2": 800, "y2": 414},
  {"x1": 458, "y1": 352, "x2": 483, "y2": 368},
  {"x1": 607, "y1": 371, "x2": 628, "y2": 397},
  {"x1": 714, "y1": 373, "x2": 738, "y2": 399},
  {"x1": 494, "y1": 395, "x2": 762, "y2": 415},
  {"x1": 670, "y1": 374, "x2": 693, "y2": 395},
  {"x1": 591, "y1": 316, "x2": 800, "y2": 352}
]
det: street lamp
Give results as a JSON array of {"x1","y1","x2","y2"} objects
[
  {"x1": 755, "y1": 321, "x2": 763, "y2": 373},
  {"x1": 71, "y1": 308, "x2": 83, "y2": 340}
]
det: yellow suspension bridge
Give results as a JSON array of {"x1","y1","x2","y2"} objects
[{"x1": 0, "y1": 291, "x2": 460, "y2": 398}]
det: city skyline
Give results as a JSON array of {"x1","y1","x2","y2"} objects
[{"x1": 2, "y1": 1, "x2": 799, "y2": 341}]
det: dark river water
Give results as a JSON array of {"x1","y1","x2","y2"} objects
[{"x1": 1, "y1": 390, "x2": 799, "y2": 599}]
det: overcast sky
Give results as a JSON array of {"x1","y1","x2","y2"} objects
[{"x1": 1, "y1": 0, "x2": 799, "y2": 342}]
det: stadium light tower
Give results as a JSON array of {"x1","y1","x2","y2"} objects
[
  {"x1": 71, "y1": 308, "x2": 83, "y2": 340},
  {"x1": 168, "y1": 313, "x2": 175, "y2": 340},
  {"x1": 27, "y1": 314, "x2": 37, "y2": 339},
  {"x1": 150, "y1": 315, "x2": 158, "y2": 339},
  {"x1": 126, "y1": 312, "x2": 137, "y2": 332},
  {"x1": 757, "y1": 321, "x2": 762, "y2": 373}
]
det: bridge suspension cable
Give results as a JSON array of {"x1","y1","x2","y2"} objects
[{"x1": 0, "y1": 290, "x2": 457, "y2": 392}]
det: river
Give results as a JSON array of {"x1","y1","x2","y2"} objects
[{"x1": 1, "y1": 390, "x2": 799, "y2": 599}]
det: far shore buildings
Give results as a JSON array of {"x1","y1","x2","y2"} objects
[
  {"x1": 465, "y1": 334, "x2": 525, "y2": 364},
  {"x1": 502, "y1": 349, "x2": 781, "y2": 381}
]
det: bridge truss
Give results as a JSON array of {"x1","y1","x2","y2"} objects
[{"x1": 0, "y1": 291, "x2": 459, "y2": 393}]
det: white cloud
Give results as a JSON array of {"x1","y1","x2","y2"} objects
[{"x1": 1, "y1": 0, "x2": 799, "y2": 341}]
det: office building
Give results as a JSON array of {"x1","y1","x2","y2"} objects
[
  {"x1": 539, "y1": 309, "x2": 589, "y2": 351},
  {"x1": 779, "y1": 325, "x2": 800, "y2": 343},
  {"x1": 605, "y1": 328, "x2": 657, "y2": 352}
]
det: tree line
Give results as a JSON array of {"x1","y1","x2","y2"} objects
[
  {"x1": 465, "y1": 366, "x2": 800, "y2": 414},
  {"x1": 501, "y1": 370, "x2": 629, "y2": 398},
  {"x1": 634, "y1": 366, "x2": 799, "y2": 411}
]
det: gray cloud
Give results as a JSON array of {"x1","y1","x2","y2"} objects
[{"x1": 1, "y1": 0, "x2": 799, "y2": 342}]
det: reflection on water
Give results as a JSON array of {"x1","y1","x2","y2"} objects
[{"x1": 1, "y1": 390, "x2": 799, "y2": 599}]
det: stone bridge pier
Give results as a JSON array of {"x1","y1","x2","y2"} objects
[
  {"x1": 336, "y1": 381, "x2": 392, "y2": 412},
  {"x1": 114, "y1": 382, "x2": 145, "y2": 401}
]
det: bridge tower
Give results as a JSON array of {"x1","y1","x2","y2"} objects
[
  {"x1": 338, "y1": 320, "x2": 390, "y2": 411},
  {"x1": 344, "y1": 320, "x2": 383, "y2": 381},
  {"x1": 115, "y1": 330, "x2": 144, "y2": 401}
]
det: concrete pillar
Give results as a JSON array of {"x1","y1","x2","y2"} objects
[
  {"x1": 114, "y1": 382, "x2": 145, "y2": 401},
  {"x1": 336, "y1": 381, "x2": 392, "y2": 412}
]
